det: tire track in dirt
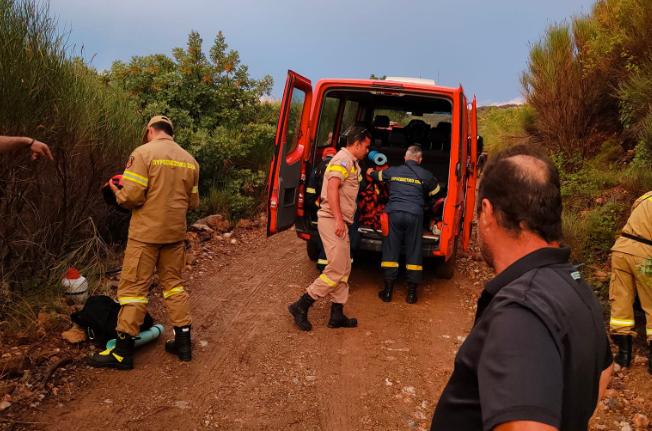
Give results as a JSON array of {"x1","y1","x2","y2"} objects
[{"x1": 38, "y1": 229, "x2": 474, "y2": 431}]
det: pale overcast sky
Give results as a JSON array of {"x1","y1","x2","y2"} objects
[{"x1": 49, "y1": 0, "x2": 592, "y2": 106}]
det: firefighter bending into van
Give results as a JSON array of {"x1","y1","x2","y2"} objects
[
  {"x1": 288, "y1": 126, "x2": 371, "y2": 331},
  {"x1": 88, "y1": 115, "x2": 200, "y2": 370},
  {"x1": 367, "y1": 145, "x2": 440, "y2": 304},
  {"x1": 609, "y1": 191, "x2": 652, "y2": 373}
]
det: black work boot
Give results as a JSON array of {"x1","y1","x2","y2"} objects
[
  {"x1": 327, "y1": 303, "x2": 358, "y2": 328},
  {"x1": 165, "y1": 325, "x2": 192, "y2": 362},
  {"x1": 406, "y1": 282, "x2": 418, "y2": 304},
  {"x1": 612, "y1": 334, "x2": 632, "y2": 368},
  {"x1": 378, "y1": 279, "x2": 394, "y2": 302},
  {"x1": 288, "y1": 293, "x2": 315, "y2": 331},
  {"x1": 87, "y1": 331, "x2": 135, "y2": 371}
]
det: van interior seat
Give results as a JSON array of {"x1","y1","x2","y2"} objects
[
  {"x1": 427, "y1": 129, "x2": 448, "y2": 151},
  {"x1": 386, "y1": 129, "x2": 407, "y2": 147},
  {"x1": 373, "y1": 115, "x2": 391, "y2": 146}
]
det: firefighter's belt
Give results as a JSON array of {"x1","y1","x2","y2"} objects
[{"x1": 621, "y1": 232, "x2": 652, "y2": 247}]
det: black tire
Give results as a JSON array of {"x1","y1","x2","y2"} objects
[
  {"x1": 306, "y1": 238, "x2": 320, "y2": 261},
  {"x1": 435, "y1": 240, "x2": 457, "y2": 279}
]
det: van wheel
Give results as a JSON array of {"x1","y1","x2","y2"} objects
[
  {"x1": 306, "y1": 238, "x2": 320, "y2": 261},
  {"x1": 435, "y1": 241, "x2": 457, "y2": 279}
]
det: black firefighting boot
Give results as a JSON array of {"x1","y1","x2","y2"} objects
[
  {"x1": 327, "y1": 303, "x2": 358, "y2": 328},
  {"x1": 378, "y1": 279, "x2": 394, "y2": 302},
  {"x1": 86, "y1": 331, "x2": 134, "y2": 371},
  {"x1": 288, "y1": 293, "x2": 315, "y2": 331},
  {"x1": 406, "y1": 282, "x2": 418, "y2": 304},
  {"x1": 612, "y1": 334, "x2": 632, "y2": 368},
  {"x1": 648, "y1": 341, "x2": 652, "y2": 375},
  {"x1": 165, "y1": 325, "x2": 192, "y2": 362}
]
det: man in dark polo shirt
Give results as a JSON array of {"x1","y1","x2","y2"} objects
[{"x1": 431, "y1": 145, "x2": 614, "y2": 431}]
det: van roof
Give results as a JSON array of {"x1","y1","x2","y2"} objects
[
  {"x1": 313, "y1": 79, "x2": 458, "y2": 95},
  {"x1": 385, "y1": 77, "x2": 436, "y2": 86}
]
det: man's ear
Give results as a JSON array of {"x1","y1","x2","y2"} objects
[
  {"x1": 418, "y1": 157, "x2": 423, "y2": 164},
  {"x1": 481, "y1": 199, "x2": 495, "y2": 226}
]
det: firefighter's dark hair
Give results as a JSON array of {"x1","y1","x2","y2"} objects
[
  {"x1": 150, "y1": 121, "x2": 173, "y2": 136},
  {"x1": 476, "y1": 144, "x2": 562, "y2": 242},
  {"x1": 346, "y1": 126, "x2": 371, "y2": 146}
]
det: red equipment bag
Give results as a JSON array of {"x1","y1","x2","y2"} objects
[{"x1": 380, "y1": 213, "x2": 389, "y2": 237}]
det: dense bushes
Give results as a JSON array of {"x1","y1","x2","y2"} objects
[
  {"x1": 521, "y1": 0, "x2": 652, "y2": 169},
  {"x1": 0, "y1": 0, "x2": 140, "y2": 301},
  {"x1": 102, "y1": 31, "x2": 277, "y2": 221}
]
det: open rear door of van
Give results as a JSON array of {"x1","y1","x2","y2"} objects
[
  {"x1": 267, "y1": 70, "x2": 312, "y2": 236},
  {"x1": 461, "y1": 96, "x2": 478, "y2": 251}
]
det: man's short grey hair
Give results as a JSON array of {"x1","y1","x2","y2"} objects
[{"x1": 406, "y1": 145, "x2": 422, "y2": 160}]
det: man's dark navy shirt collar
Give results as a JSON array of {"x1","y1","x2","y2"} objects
[
  {"x1": 484, "y1": 247, "x2": 571, "y2": 296},
  {"x1": 405, "y1": 159, "x2": 419, "y2": 167}
]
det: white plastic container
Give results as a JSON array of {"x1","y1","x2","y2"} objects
[{"x1": 62, "y1": 268, "x2": 89, "y2": 304}]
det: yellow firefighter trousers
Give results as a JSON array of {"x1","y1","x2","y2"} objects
[
  {"x1": 609, "y1": 252, "x2": 652, "y2": 341},
  {"x1": 116, "y1": 239, "x2": 192, "y2": 336},
  {"x1": 307, "y1": 217, "x2": 351, "y2": 304}
]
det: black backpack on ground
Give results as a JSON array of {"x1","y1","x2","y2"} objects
[{"x1": 70, "y1": 295, "x2": 154, "y2": 348}]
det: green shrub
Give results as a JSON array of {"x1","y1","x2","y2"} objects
[
  {"x1": 477, "y1": 105, "x2": 534, "y2": 155},
  {"x1": 0, "y1": 0, "x2": 140, "y2": 302},
  {"x1": 103, "y1": 31, "x2": 277, "y2": 224}
]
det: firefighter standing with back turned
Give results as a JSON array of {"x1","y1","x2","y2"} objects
[
  {"x1": 367, "y1": 145, "x2": 440, "y2": 304},
  {"x1": 288, "y1": 126, "x2": 371, "y2": 331},
  {"x1": 88, "y1": 115, "x2": 200, "y2": 370},
  {"x1": 609, "y1": 191, "x2": 652, "y2": 374}
]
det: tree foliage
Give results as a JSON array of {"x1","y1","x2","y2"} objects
[
  {"x1": 103, "y1": 31, "x2": 277, "y2": 220},
  {"x1": 521, "y1": 0, "x2": 652, "y2": 168}
]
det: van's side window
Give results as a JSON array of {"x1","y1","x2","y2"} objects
[
  {"x1": 284, "y1": 88, "x2": 306, "y2": 156},
  {"x1": 341, "y1": 100, "x2": 360, "y2": 134},
  {"x1": 315, "y1": 96, "x2": 340, "y2": 148}
]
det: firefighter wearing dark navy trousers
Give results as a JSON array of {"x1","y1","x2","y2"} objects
[
  {"x1": 306, "y1": 147, "x2": 337, "y2": 271},
  {"x1": 367, "y1": 145, "x2": 440, "y2": 304},
  {"x1": 87, "y1": 115, "x2": 200, "y2": 370}
]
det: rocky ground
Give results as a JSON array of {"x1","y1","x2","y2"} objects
[{"x1": 0, "y1": 217, "x2": 650, "y2": 430}]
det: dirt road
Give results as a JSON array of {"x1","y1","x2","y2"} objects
[{"x1": 38, "y1": 229, "x2": 476, "y2": 431}]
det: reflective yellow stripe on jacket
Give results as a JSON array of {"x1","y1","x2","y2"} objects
[
  {"x1": 326, "y1": 164, "x2": 349, "y2": 178},
  {"x1": 429, "y1": 185, "x2": 441, "y2": 196},
  {"x1": 123, "y1": 171, "x2": 148, "y2": 187}
]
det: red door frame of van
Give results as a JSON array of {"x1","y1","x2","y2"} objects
[{"x1": 267, "y1": 70, "x2": 312, "y2": 236}]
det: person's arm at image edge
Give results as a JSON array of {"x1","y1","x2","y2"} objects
[{"x1": 0, "y1": 136, "x2": 53, "y2": 160}]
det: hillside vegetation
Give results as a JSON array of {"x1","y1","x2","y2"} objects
[
  {"x1": 0, "y1": 0, "x2": 279, "y2": 331},
  {"x1": 479, "y1": 0, "x2": 652, "y2": 297}
]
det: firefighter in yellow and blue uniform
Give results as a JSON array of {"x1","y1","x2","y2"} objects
[
  {"x1": 609, "y1": 191, "x2": 652, "y2": 373},
  {"x1": 368, "y1": 145, "x2": 440, "y2": 304},
  {"x1": 88, "y1": 115, "x2": 200, "y2": 370}
]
